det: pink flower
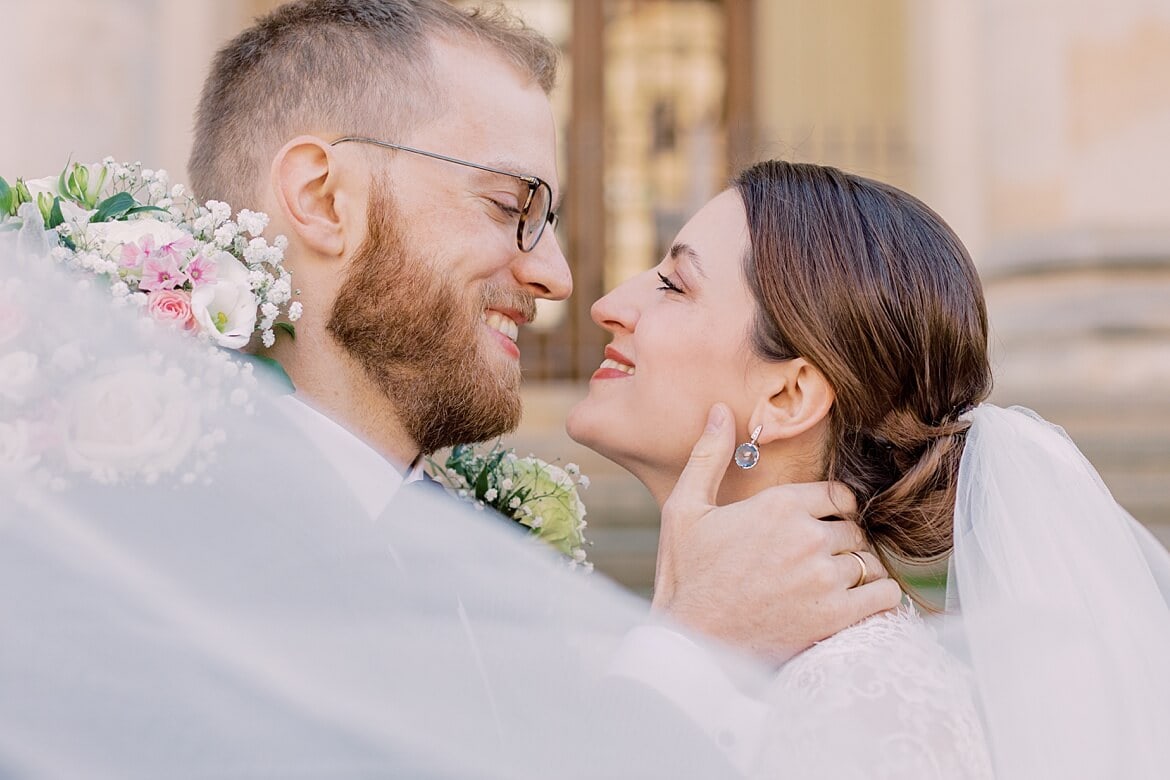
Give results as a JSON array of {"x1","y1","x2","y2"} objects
[
  {"x1": 160, "y1": 235, "x2": 195, "y2": 258},
  {"x1": 185, "y1": 253, "x2": 218, "y2": 287},
  {"x1": 146, "y1": 289, "x2": 197, "y2": 332},
  {"x1": 118, "y1": 234, "x2": 193, "y2": 273},
  {"x1": 121, "y1": 235, "x2": 156, "y2": 270},
  {"x1": 140, "y1": 254, "x2": 188, "y2": 292}
]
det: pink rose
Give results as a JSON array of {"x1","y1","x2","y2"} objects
[{"x1": 147, "y1": 289, "x2": 197, "y2": 332}]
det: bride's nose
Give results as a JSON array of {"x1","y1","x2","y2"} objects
[{"x1": 590, "y1": 279, "x2": 639, "y2": 334}]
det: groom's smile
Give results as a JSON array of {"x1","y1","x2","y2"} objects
[{"x1": 483, "y1": 308, "x2": 523, "y2": 359}]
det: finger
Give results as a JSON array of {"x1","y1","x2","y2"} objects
[
  {"x1": 763, "y1": 480, "x2": 857, "y2": 520},
  {"x1": 823, "y1": 518, "x2": 868, "y2": 555},
  {"x1": 834, "y1": 550, "x2": 887, "y2": 588},
  {"x1": 842, "y1": 578, "x2": 904, "y2": 621},
  {"x1": 663, "y1": 403, "x2": 736, "y2": 516}
]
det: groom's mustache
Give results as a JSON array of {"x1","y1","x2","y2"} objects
[{"x1": 481, "y1": 284, "x2": 538, "y2": 325}]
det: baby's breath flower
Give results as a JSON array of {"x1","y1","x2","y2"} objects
[
  {"x1": 213, "y1": 224, "x2": 238, "y2": 247},
  {"x1": 236, "y1": 209, "x2": 269, "y2": 237}
]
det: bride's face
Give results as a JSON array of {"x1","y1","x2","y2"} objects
[{"x1": 567, "y1": 190, "x2": 770, "y2": 481}]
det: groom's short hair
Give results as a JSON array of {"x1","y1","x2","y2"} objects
[{"x1": 189, "y1": 0, "x2": 558, "y2": 209}]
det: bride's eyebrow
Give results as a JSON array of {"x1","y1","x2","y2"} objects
[{"x1": 669, "y1": 242, "x2": 707, "y2": 279}]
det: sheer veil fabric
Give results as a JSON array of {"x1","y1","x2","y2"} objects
[
  {"x1": 946, "y1": 405, "x2": 1170, "y2": 778},
  {"x1": 0, "y1": 237, "x2": 754, "y2": 778},
  {"x1": 2, "y1": 234, "x2": 1168, "y2": 777}
]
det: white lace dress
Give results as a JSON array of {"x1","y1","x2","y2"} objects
[{"x1": 752, "y1": 605, "x2": 994, "y2": 779}]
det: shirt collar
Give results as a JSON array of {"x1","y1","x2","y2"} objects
[{"x1": 275, "y1": 395, "x2": 416, "y2": 519}]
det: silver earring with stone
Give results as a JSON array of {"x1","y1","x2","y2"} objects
[{"x1": 734, "y1": 425, "x2": 763, "y2": 470}]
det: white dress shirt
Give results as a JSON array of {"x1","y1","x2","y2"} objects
[{"x1": 273, "y1": 394, "x2": 423, "y2": 519}]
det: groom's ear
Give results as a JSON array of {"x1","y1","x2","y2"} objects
[
  {"x1": 270, "y1": 136, "x2": 353, "y2": 258},
  {"x1": 752, "y1": 358, "x2": 835, "y2": 444}
]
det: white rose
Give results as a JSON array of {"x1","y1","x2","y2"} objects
[
  {"x1": 0, "y1": 350, "x2": 38, "y2": 402},
  {"x1": 85, "y1": 217, "x2": 188, "y2": 257},
  {"x1": 190, "y1": 253, "x2": 257, "y2": 349},
  {"x1": 0, "y1": 420, "x2": 40, "y2": 474},
  {"x1": 61, "y1": 365, "x2": 200, "y2": 482},
  {"x1": 0, "y1": 280, "x2": 28, "y2": 346}
]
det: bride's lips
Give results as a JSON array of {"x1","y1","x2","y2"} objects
[
  {"x1": 482, "y1": 308, "x2": 523, "y2": 359},
  {"x1": 592, "y1": 345, "x2": 635, "y2": 381}
]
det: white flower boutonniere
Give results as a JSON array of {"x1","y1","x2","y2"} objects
[{"x1": 429, "y1": 443, "x2": 592, "y2": 570}]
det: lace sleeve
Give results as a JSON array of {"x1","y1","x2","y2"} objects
[{"x1": 750, "y1": 606, "x2": 993, "y2": 779}]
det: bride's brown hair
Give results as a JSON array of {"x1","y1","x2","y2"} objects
[{"x1": 733, "y1": 161, "x2": 992, "y2": 597}]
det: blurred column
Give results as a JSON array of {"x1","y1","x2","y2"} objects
[
  {"x1": 566, "y1": 0, "x2": 608, "y2": 381},
  {"x1": 1, "y1": 0, "x2": 244, "y2": 183}
]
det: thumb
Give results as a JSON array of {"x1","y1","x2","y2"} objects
[{"x1": 664, "y1": 403, "x2": 736, "y2": 519}]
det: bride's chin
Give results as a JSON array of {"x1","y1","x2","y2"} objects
[
  {"x1": 564, "y1": 401, "x2": 600, "y2": 450},
  {"x1": 565, "y1": 401, "x2": 628, "y2": 465}
]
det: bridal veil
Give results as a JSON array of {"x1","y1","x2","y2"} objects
[
  {"x1": 948, "y1": 404, "x2": 1170, "y2": 777},
  {"x1": 2, "y1": 233, "x2": 1168, "y2": 777}
]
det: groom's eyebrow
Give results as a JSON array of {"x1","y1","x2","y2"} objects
[
  {"x1": 670, "y1": 242, "x2": 707, "y2": 279},
  {"x1": 476, "y1": 158, "x2": 562, "y2": 210}
]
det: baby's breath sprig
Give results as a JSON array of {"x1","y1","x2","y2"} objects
[{"x1": 428, "y1": 442, "x2": 592, "y2": 570}]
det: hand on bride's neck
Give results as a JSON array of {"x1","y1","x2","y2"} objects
[
  {"x1": 642, "y1": 441, "x2": 823, "y2": 509},
  {"x1": 267, "y1": 328, "x2": 421, "y2": 472}
]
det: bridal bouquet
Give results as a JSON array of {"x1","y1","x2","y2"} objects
[
  {"x1": 0, "y1": 160, "x2": 300, "y2": 350},
  {"x1": 430, "y1": 443, "x2": 592, "y2": 569},
  {"x1": 0, "y1": 159, "x2": 298, "y2": 488}
]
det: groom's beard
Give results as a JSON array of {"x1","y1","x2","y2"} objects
[{"x1": 327, "y1": 184, "x2": 531, "y2": 454}]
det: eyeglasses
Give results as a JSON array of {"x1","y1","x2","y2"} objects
[{"x1": 330, "y1": 136, "x2": 559, "y2": 252}]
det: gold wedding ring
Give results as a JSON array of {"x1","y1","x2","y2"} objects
[{"x1": 848, "y1": 551, "x2": 868, "y2": 589}]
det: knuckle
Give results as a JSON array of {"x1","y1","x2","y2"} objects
[
  {"x1": 812, "y1": 557, "x2": 837, "y2": 589},
  {"x1": 878, "y1": 579, "x2": 903, "y2": 606}
]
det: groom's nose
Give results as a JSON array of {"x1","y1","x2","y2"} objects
[{"x1": 512, "y1": 228, "x2": 572, "y2": 301}]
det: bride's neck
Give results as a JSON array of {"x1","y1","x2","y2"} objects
[{"x1": 640, "y1": 447, "x2": 819, "y2": 510}]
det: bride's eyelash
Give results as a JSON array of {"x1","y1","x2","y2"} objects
[{"x1": 656, "y1": 272, "x2": 683, "y2": 294}]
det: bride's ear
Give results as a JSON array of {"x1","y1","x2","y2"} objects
[
  {"x1": 751, "y1": 358, "x2": 835, "y2": 444},
  {"x1": 270, "y1": 136, "x2": 351, "y2": 258}
]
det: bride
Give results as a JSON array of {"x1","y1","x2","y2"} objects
[{"x1": 568, "y1": 159, "x2": 1170, "y2": 778}]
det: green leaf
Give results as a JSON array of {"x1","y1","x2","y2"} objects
[
  {"x1": 248, "y1": 354, "x2": 296, "y2": 393},
  {"x1": 0, "y1": 177, "x2": 12, "y2": 216},
  {"x1": 47, "y1": 197, "x2": 66, "y2": 229},
  {"x1": 275, "y1": 321, "x2": 296, "y2": 341},
  {"x1": 90, "y1": 192, "x2": 138, "y2": 222},
  {"x1": 125, "y1": 204, "x2": 167, "y2": 217}
]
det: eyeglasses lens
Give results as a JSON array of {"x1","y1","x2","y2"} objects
[{"x1": 521, "y1": 182, "x2": 551, "y2": 251}]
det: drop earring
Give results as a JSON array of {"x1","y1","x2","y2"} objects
[{"x1": 734, "y1": 425, "x2": 763, "y2": 470}]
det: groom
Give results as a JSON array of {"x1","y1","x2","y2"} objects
[{"x1": 189, "y1": 0, "x2": 897, "y2": 668}]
